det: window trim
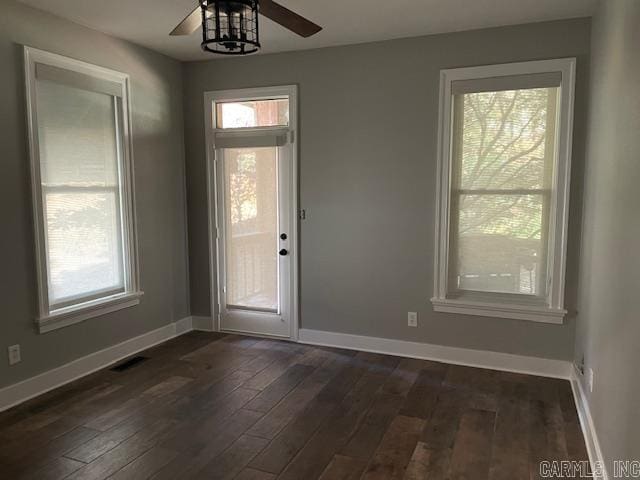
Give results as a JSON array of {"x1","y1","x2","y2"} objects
[
  {"x1": 24, "y1": 46, "x2": 142, "y2": 334},
  {"x1": 432, "y1": 58, "x2": 576, "y2": 324}
]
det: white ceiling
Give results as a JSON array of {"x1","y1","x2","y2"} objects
[{"x1": 19, "y1": 0, "x2": 596, "y2": 61}]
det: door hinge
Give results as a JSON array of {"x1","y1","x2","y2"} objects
[
  {"x1": 289, "y1": 130, "x2": 295, "y2": 143},
  {"x1": 299, "y1": 209, "x2": 306, "y2": 220}
]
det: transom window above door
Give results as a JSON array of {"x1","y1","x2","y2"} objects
[
  {"x1": 216, "y1": 98, "x2": 289, "y2": 129},
  {"x1": 432, "y1": 59, "x2": 576, "y2": 324}
]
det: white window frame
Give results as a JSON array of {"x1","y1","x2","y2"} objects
[
  {"x1": 432, "y1": 58, "x2": 576, "y2": 324},
  {"x1": 24, "y1": 46, "x2": 142, "y2": 333}
]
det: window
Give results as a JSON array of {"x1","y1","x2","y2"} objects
[
  {"x1": 25, "y1": 47, "x2": 141, "y2": 333},
  {"x1": 432, "y1": 59, "x2": 576, "y2": 323},
  {"x1": 216, "y1": 98, "x2": 289, "y2": 129}
]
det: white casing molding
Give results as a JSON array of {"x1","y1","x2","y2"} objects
[
  {"x1": 0, "y1": 317, "x2": 193, "y2": 413},
  {"x1": 570, "y1": 368, "x2": 609, "y2": 480},
  {"x1": 299, "y1": 328, "x2": 572, "y2": 379}
]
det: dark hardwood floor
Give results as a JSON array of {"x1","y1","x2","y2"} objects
[{"x1": 0, "y1": 331, "x2": 588, "y2": 479}]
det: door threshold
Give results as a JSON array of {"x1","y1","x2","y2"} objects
[{"x1": 219, "y1": 327, "x2": 295, "y2": 342}]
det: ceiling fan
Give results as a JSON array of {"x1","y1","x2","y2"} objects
[{"x1": 170, "y1": 0, "x2": 322, "y2": 55}]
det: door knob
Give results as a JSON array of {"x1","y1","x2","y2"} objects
[{"x1": 279, "y1": 249, "x2": 289, "y2": 256}]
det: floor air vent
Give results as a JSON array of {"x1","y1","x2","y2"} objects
[{"x1": 110, "y1": 356, "x2": 148, "y2": 372}]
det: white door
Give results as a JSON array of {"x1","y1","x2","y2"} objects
[{"x1": 207, "y1": 87, "x2": 298, "y2": 339}]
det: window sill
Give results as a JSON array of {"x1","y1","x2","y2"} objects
[
  {"x1": 37, "y1": 291, "x2": 144, "y2": 334},
  {"x1": 431, "y1": 297, "x2": 566, "y2": 324}
]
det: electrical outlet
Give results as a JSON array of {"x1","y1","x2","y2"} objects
[
  {"x1": 8, "y1": 345, "x2": 21, "y2": 366},
  {"x1": 588, "y1": 368, "x2": 594, "y2": 393},
  {"x1": 407, "y1": 312, "x2": 418, "y2": 327}
]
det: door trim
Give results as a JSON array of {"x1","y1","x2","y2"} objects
[{"x1": 203, "y1": 85, "x2": 299, "y2": 341}]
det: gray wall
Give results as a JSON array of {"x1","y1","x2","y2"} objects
[
  {"x1": 183, "y1": 18, "x2": 591, "y2": 360},
  {"x1": 0, "y1": 0, "x2": 189, "y2": 388},
  {"x1": 575, "y1": 0, "x2": 640, "y2": 472}
]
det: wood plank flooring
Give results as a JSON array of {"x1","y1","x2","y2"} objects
[{"x1": 0, "y1": 331, "x2": 588, "y2": 479}]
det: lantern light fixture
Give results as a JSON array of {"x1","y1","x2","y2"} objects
[{"x1": 200, "y1": 0, "x2": 260, "y2": 55}]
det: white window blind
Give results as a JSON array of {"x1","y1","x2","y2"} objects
[
  {"x1": 449, "y1": 87, "x2": 558, "y2": 297},
  {"x1": 36, "y1": 80, "x2": 125, "y2": 307}
]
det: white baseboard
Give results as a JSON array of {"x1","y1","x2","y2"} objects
[
  {"x1": 570, "y1": 368, "x2": 609, "y2": 480},
  {"x1": 299, "y1": 328, "x2": 573, "y2": 379},
  {"x1": 0, "y1": 317, "x2": 193, "y2": 413},
  {"x1": 175, "y1": 316, "x2": 193, "y2": 334},
  {"x1": 191, "y1": 315, "x2": 215, "y2": 331}
]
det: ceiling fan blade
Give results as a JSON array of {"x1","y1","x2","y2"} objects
[
  {"x1": 259, "y1": 0, "x2": 322, "y2": 38},
  {"x1": 170, "y1": 6, "x2": 201, "y2": 36}
]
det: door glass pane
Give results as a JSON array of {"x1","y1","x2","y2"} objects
[
  {"x1": 216, "y1": 99, "x2": 289, "y2": 128},
  {"x1": 223, "y1": 147, "x2": 279, "y2": 312},
  {"x1": 36, "y1": 80, "x2": 125, "y2": 306}
]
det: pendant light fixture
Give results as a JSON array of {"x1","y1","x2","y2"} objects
[
  {"x1": 170, "y1": 0, "x2": 322, "y2": 56},
  {"x1": 200, "y1": 0, "x2": 260, "y2": 55}
]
